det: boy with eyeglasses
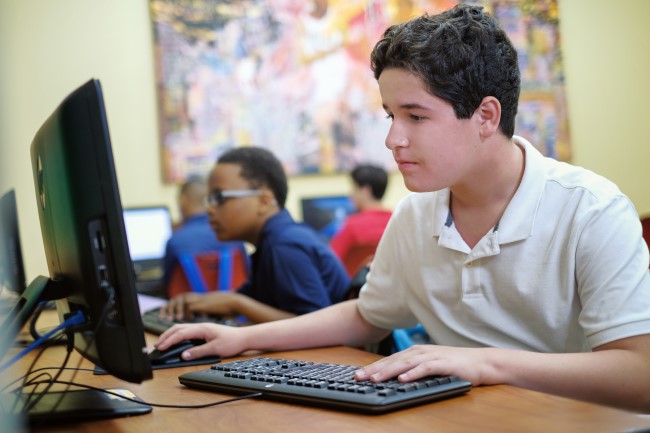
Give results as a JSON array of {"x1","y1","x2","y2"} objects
[{"x1": 161, "y1": 146, "x2": 350, "y2": 323}]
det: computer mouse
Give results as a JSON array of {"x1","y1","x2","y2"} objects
[{"x1": 149, "y1": 339, "x2": 207, "y2": 365}]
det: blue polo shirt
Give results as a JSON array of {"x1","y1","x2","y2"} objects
[{"x1": 238, "y1": 209, "x2": 351, "y2": 314}]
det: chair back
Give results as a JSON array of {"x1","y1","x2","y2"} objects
[{"x1": 167, "y1": 244, "x2": 250, "y2": 298}]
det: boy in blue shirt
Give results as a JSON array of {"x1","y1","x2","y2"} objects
[
  {"x1": 162, "y1": 147, "x2": 350, "y2": 323},
  {"x1": 163, "y1": 178, "x2": 229, "y2": 290}
]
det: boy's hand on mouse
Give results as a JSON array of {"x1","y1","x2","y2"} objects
[{"x1": 155, "y1": 322, "x2": 248, "y2": 360}]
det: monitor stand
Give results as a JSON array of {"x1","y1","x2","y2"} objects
[
  {"x1": 1, "y1": 276, "x2": 152, "y2": 424},
  {"x1": 7, "y1": 388, "x2": 152, "y2": 424}
]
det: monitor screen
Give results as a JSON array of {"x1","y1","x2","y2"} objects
[
  {"x1": 0, "y1": 189, "x2": 26, "y2": 295},
  {"x1": 300, "y1": 195, "x2": 356, "y2": 242},
  {"x1": 24, "y1": 78, "x2": 151, "y2": 384},
  {"x1": 123, "y1": 207, "x2": 173, "y2": 263}
]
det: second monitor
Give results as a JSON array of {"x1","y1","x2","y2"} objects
[{"x1": 300, "y1": 195, "x2": 356, "y2": 242}]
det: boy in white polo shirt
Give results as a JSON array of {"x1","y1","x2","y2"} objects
[{"x1": 156, "y1": 4, "x2": 650, "y2": 412}]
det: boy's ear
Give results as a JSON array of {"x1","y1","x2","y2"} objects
[
  {"x1": 260, "y1": 189, "x2": 278, "y2": 209},
  {"x1": 476, "y1": 96, "x2": 501, "y2": 137}
]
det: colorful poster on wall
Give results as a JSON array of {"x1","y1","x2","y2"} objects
[{"x1": 150, "y1": 0, "x2": 568, "y2": 182}]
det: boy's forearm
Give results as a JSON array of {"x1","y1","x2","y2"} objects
[
  {"x1": 239, "y1": 300, "x2": 390, "y2": 353},
  {"x1": 487, "y1": 335, "x2": 650, "y2": 413},
  {"x1": 234, "y1": 294, "x2": 295, "y2": 323}
]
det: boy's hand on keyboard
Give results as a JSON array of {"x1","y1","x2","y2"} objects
[
  {"x1": 161, "y1": 292, "x2": 241, "y2": 321},
  {"x1": 159, "y1": 292, "x2": 202, "y2": 321},
  {"x1": 155, "y1": 322, "x2": 247, "y2": 360},
  {"x1": 354, "y1": 344, "x2": 494, "y2": 386}
]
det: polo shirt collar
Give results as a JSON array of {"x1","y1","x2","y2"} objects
[
  {"x1": 430, "y1": 136, "x2": 546, "y2": 246},
  {"x1": 497, "y1": 136, "x2": 547, "y2": 244},
  {"x1": 431, "y1": 188, "x2": 452, "y2": 237},
  {"x1": 184, "y1": 213, "x2": 209, "y2": 225},
  {"x1": 259, "y1": 208, "x2": 293, "y2": 242}
]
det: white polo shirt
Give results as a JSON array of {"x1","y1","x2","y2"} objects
[{"x1": 358, "y1": 137, "x2": 650, "y2": 352}]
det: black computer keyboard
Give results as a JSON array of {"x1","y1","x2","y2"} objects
[
  {"x1": 141, "y1": 307, "x2": 240, "y2": 335},
  {"x1": 179, "y1": 357, "x2": 472, "y2": 414}
]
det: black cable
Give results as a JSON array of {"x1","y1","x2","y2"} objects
[
  {"x1": 28, "y1": 302, "x2": 47, "y2": 342},
  {"x1": 19, "y1": 379, "x2": 263, "y2": 409},
  {"x1": 21, "y1": 302, "x2": 67, "y2": 347},
  {"x1": 13, "y1": 287, "x2": 126, "y2": 418},
  {"x1": 9, "y1": 311, "x2": 83, "y2": 413},
  {"x1": 10, "y1": 284, "x2": 254, "y2": 417},
  {"x1": 2, "y1": 366, "x2": 97, "y2": 393},
  {"x1": 27, "y1": 288, "x2": 114, "y2": 416},
  {"x1": 21, "y1": 341, "x2": 73, "y2": 413},
  {"x1": 10, "y1": 336, "x2": 54, "y2": 413}
]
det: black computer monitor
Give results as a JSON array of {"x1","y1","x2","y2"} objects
[
  {"x1": 300, "y1": 195, "x2": 356, "y2": 242},
  {"x1": 0, "y1": 79, "x2": 155, "y2": 423},
  {"x1": 1, "y1": 80, "x2": 153, "y2": 424},
  {"x1": 25, "y1": 78, "x2": 152, "y2": 383},
  {"x1": 0, "y1": 189, "x2": 27, "y2": 295}
]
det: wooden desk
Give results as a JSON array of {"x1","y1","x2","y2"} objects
[{"x1": 3, "y1": 320, "x2": 650, "y2": 433}]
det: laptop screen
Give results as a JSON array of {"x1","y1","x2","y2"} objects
[{"x1": 122, "y1": 207, "x2": 173, "y2": 263}]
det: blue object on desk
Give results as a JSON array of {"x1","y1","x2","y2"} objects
[{"x1": 392, "y1": 324, "x2": 431, "y2": 352}]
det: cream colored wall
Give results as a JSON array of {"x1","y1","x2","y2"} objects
[
  {"x1": 1, "y1": 0, "x2": 648, "y2": 283},
  {"x1": 0, "y1": 1, "x2": 176, "y2": 281},
  {"x1": 558, "y1": 0, "x2": 650, "y2": 216}
]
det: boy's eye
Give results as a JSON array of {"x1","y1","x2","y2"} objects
[{"x1": 410, "y1": 114, "x2": 424, "y2": 121}]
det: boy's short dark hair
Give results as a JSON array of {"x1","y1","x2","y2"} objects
[
  {"x1": 370, "y1": 4, "x2": 520, "y2": 138},
  {"x1": 351, "y1": 164, "x2": 388, "y2": 200},
  {"x1": 217, "y1": 147, "x2": 288, "y2": 208}
]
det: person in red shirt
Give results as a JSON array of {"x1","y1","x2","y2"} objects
[{"x1": 330, "y1": 164, "x2": 392, "y2": 275}]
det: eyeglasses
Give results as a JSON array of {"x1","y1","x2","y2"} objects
[{"x1": 205, "y1": 189, "x2": 264, "y2": 207}]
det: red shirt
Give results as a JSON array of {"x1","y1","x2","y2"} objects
[{"x1": 329, "y1": 209, "x2": 392, "y2": 263}]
